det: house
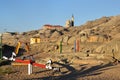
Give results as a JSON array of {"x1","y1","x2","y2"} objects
[
  {"x1": 30, "y1": 37, "x2": 41, "y2": 44},
  {"x1": 30, "y1": 37, "x2": 51, "y2": 44},
  {"x1": 43, "y1": 24, "x2": 63, "y2": 30}
]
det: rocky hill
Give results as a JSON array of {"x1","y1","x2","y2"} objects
[
  {"x1": 1, "y1": 15, "x2": 120, "y2": 80},
  {"x1": 2, "y1": 15, "x2": 120, "y2": 62}
]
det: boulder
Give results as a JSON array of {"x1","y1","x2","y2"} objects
[
  {"x1": 63, "y1": 36, "x2": 69, "y2": 43},
  {"x1": 95, "y1": 39, "x2": 120, "y2": 61},
  {"x1": 80, "y1": 36, "x2": 87, "y2": 42},
  {"x1": 51, "y1": 31, "x2": 61, "y2": 38},
  {"x1": 68, "y1": 37, "x2": 76, "y2": 44},
  {"x1": 95, "y1": 45, "x2": 105, "y2": 53}
]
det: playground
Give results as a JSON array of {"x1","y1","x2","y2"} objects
[
  {"x1": 0, "y1": 35, "x2": 120, "y2": 80},
  {"x1": 1, "y1": 16, "x2": 120, "y2": 80},
  {"x1": 1, "y1": 52, "x2": 120, "y2": 80},
  {"x1": 0, "y1": 33, "x2": 120, "y2": 80}
]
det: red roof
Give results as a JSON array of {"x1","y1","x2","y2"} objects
[{"x1": 43, "y1": 24, "x2": 63, "y2": 29}]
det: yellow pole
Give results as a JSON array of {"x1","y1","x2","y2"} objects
[{"x1": 15, "y1": 42, "x2": 21, "y2": 54}]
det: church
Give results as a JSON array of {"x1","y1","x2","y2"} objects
[{"x1": 65, "y1": 15, "x2": 74, "y2": 28}]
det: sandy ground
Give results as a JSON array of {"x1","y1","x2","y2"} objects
[
  {"x1": 0, "y1": 52, "x2": 120, "y2": 80},
  {"x1": 1, "y1": 61, "x2": 120, "y2": 80}
]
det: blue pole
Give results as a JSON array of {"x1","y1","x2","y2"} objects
[{"x1": 74, "y1": 40, "x2": 76, "y2": 52}]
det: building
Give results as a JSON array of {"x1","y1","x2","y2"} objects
[
  {"x1": 65, "y1": 15, "x2": 74, "y2": 28},
  {"x1": 43, "y1": 24, "x2": 63, "y2": 30},
  {"x1": 30, "y1": 37, "x2": 51, "y2": 44},
  {"x1": 30, "y1": 37, "x2": 41, "y2": 44}
]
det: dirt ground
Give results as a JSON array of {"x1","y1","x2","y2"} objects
[
  {"x1": 1, "y1": 52, "x2": 120, "y2": 80},
  {"x1": 1, "y1": 62, "x2": 120, "y2": 80},
  {"x1": 1, "y1": 15, "x2": 120, "y2": 80}
]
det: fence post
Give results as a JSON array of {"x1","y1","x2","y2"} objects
[{"x1": 28, "y1": 63, "x2": 32, "y2": 75}]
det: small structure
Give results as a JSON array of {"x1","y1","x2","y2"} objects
[
  {"x1": 3, "y1": 32, "x2": 18, "y2": 36},
  {"x1": 30, "y1": 37, "x2": 52, "y2": 44},
  {"x1": 30, "y1": 37, "x2": 41, "y2": 44},
  {"x1": 14, "y1": 41, "x2": 30, "y2": 54},
  {"x1": 43, "y1": 24, "x2": 63, "y2": 30},
  {"x1": 87, "y1": 35, "x2": 109, "y2": 43},
  {"x1": 65, "y1": 15, "x2": 74, "y2": 28}
]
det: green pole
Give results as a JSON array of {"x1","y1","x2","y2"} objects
[
  {"x1": 0, "y1": 34, "x2": 2, "y2": 59},
  {"x1": 60, "y1": 41, "x2": 62, "y2": 53}
]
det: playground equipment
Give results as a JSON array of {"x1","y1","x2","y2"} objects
[
  {"x1": 3, "y1": 53, "x2": 58, "y2": 75},
  {"x1": 13, "y1": 58, "x2": 53, "y2": 75},
  {"x1": 2, "y1": 52, "x2": 16, "y2": 61},
  {"x1": 14, "y1": 58, "x2": 53, "y2": 75},
  {"x1": 14, "y1": 41, "x2": 30, "y2": 55},
  {"x1": 74, "y1": 39, "x2": 80, "y2": 52}
]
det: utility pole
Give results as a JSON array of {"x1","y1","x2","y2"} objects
[{"x1": 0, "y1": 33, "x2": 2, "y2": 59}]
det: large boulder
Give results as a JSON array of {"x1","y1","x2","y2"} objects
[
  {"x1": 95, "y1": 45, "x2": 105, "y2": 53},
  {"x1": 44, "y1": 30, "x2": 52, "y2": 38},
  {"x1": 68, "y1": 37, "x2": 76, "y2": 44},
  {"x1": 63, "y1": 36, "x2": 69, "y2": 43},
  {"x1": 80, "y1": 36, "x2": 88, "y2": 42},
  {"x1": 51, "y1": 31, "x2": 61, "y2": 38},
  {"x1": 95, "y1": 38, "x2": 120, "y2": 61}
]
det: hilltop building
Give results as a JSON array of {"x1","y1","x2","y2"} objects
[
  {"x1": 43, "y1": 24, "x2": 63, "y2": 30},
  {"x1": 65, "y1": 15, "x2": 74, "y2": 28},
  {"x1": 43, "y1": 15, "x2": 74, "y2": 29}
]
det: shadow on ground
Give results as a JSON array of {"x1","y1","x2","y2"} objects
[
  {"x1": 26, "y1": 62, "x2": 115, "y2": 80},
  {"x1": 2, "y1": 45, "x2": 26, "y2": 58}
]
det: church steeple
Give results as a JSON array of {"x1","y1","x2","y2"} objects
[
  {"x1": 72, "y1": 14, "x2": 74, "y2": 21},
  {"x1": 71, "y1": 14, "x2": 74, "y2": 26},
  {"x1": 65, "y1": 14, "x2": 75, "y2": 28}
]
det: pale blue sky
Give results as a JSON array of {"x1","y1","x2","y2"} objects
[{"x1": 0, "y1": 0, "x2": 120, "y2": 32}]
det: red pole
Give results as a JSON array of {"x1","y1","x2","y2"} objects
[{"x1": 32, "y1": 63, "x2": 46, "y2": 68}]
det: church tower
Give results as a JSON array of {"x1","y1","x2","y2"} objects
[
  {"x1": 65, "y1": 15, "x2": 74, "y2": 28},
  {"x1": 71, "y1": 15, "x2": 74, "y2": 26}
]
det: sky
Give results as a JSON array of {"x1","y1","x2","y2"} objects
[{"x1": 0, "y1": 0, "x2": 120, "y2": 33}]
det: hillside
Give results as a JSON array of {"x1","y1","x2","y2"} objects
[
  {"x1": 2, "y1": 15, "x2": 120, "y2": 59},
  {"x1": 1, "y1": 15, "x2": 120, "y2": 80}
]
